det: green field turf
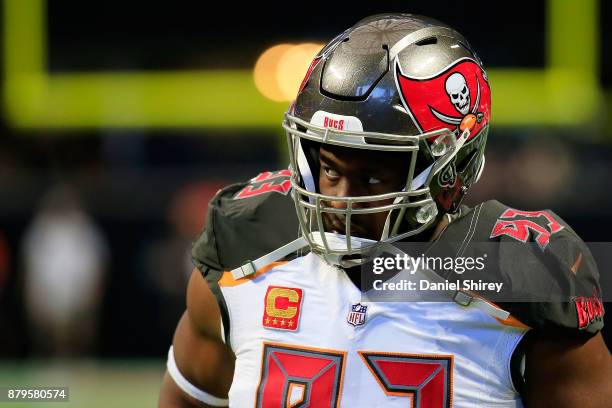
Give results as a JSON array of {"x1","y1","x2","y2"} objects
[{"x1": 0, "y1": 360, "x2": 164, "y2": 407}]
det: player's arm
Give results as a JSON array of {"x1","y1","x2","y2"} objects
[
  {"x1": 522, "y1": 331, "x2": 612, "y2": 408},
  {"x1": 158, "y1": 269, "x2": 235, "y2": 407}
]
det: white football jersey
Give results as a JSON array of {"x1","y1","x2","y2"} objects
[{"x1": 219, "y1": 252, "x2": 527, "y2": 407}]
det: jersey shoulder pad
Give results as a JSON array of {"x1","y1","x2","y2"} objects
[
  {"x1": 445, "y1": 200, "x2": 575, "y2": 244},
  {"x1": 442, "y1": 200, "x2": 604, "y2": 336},
  {"x1": 191, "y1": 169, "x2": 299, "y2": 273}
]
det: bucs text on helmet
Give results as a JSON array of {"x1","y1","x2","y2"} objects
[{"x1": 283, "y1": 13, "x2": 491, "y2": 266}]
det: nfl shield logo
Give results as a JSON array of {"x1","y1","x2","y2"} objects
[{"x1": 347, "y1": 303, "x2": 367, "y2": 327}]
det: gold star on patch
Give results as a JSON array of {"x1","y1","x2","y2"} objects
[
  {"x1": 272, "y1": 318, "x2": 278, "y2": 325},
  {"x1": 288, "y1": 321, "x2": 293, "y2": 327},
  {"x1": 280, "y1": 319, "x2": 286, "y2": 326},
  {"x1": 265, "y1": 317, "x2": 270, "y2": 324}
]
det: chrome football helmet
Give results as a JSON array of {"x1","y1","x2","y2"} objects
[{"x1": 283, "y1": 14, "x2": 491, "y2": 266}]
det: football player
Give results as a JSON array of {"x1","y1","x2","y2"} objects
[{"x1": 159, "y1": 14, "x2": 611, "y2": 407}]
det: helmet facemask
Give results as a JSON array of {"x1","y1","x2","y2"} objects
[{"x1": 284, "y1": 112, "x2": 471, "y2": 267}]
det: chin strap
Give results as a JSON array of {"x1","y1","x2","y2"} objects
[
  {"x1": 230, "y1": 232, "x2": 380, "y2": 279},
  {"x1": 474, "y1": 155, "x2": 485, "y2": 183},
  {"x1": 450, "y1": 290, "x2": 510, "y2": 321},
  {"x1": 230, "y1": 236, "x2": 309, "y2": 279},
  {"x1": 296, "y1": 139, "x2": 316, "y2": 202}
]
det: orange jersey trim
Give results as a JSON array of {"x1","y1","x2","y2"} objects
[
  {"x1": 475, "y1": 294, "x2": 531, "y2": 329},
  {"x1": 459, "y1": 288, "x2": 531, "y2": 330},
  {"x1": 218, "y1": 261, "x2": 288, "y2": 287},
  {"x1": 476, "y1": 296, "x2": 531, "y2": 329},
  {"x1": 494, "y1": 314, "x2": 531, "y2": 329}
]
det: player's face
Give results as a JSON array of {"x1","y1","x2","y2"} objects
[{"x1": 318, "y1": 144, "x2": 409, "y2": 240}]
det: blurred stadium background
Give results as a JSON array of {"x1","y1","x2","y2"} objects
[{"x1": 0, "y1": 0, "x2": 610, "y2": 406}]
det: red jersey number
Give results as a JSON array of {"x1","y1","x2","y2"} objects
[
  {"x1": 256, "y1": 343, "x2": 453, "y2": 407},
  {"x1": 256, "y1": 343, "x2": 345, "y2": 408},
  {"x1": 234, "y1": 170, "x2": 292, "y2": 199},
  {"x1": 360, "y1": 352, "x2": 453, "y2": 408},
  {"x1": 490, "y1": 209, "x2": 564, "y2": 249}
]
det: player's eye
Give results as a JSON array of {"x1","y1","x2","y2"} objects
[{"x1": 323, "y1": 166, "x2": 340, "y2": 180}]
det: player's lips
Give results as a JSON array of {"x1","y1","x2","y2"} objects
[{"x1": 322, "y1": 213, "x2": 368, "y2": 236}]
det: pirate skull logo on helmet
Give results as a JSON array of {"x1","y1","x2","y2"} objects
[{"x1": 445, "y1": 72, "x2": 471, "y2": 115}]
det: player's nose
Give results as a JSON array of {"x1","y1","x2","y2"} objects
[{"x1": 328, "y1": 179, "x2": 366, "y2": 209}]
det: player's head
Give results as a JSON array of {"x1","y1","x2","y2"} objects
[{"x1": 283, "y1": 14, "x2": 491, "y2": 266}]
